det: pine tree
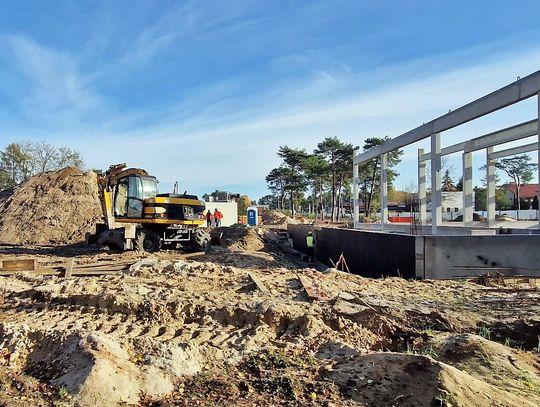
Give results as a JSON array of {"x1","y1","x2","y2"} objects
[{"x1": 441, "y1": 169, "x2": 457, "y2": 192}]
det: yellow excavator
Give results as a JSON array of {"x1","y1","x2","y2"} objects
[{"x1": 88, "y1": 163, "x2": 210, "y2": 252}]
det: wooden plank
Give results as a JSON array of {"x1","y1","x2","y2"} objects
[
  {"x1": 1, "y1": 258, "x2": 36, "y2": 271},
  {"x1": 298, "y1": 274, "x2": 330, "y2": 302},
  {"x1": 72, "y1": 270, "x2": 122, "y2": 276},
  {"x1": 0, "y1": 267, "x2": 122, "y2": 277},
  {"x1": 74, "y1": 260, "x2": 134, "y2": 269},
  {"x1": 64, "y1": 258, "x2": 74, "y2": 278},
  {"x1": 298, "y1": 275, "x2": 318, "y2": 301},
  {"x1": 182, "y1": 251, "x2": 206, "y2": 258},
  {"x1": 74, "y1": 263, "x2": 131, "y2": 272},
  {"x1": 247, "y1": 273, "x2": 270, "y2": 294},
  {"x1": 0, "y1": 269, "x2": 59, "y2": 276}
]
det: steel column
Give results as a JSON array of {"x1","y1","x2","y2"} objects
[
  {"x1": 463, "y1": 141, "x2": 474, "y2": 226},
  {"x1": 431, "y1": 133, "x2": 442, "y2": 234},
  {"x1": 353, "y1": 163, "x2": 359, "y2": 228},
  {"x1": 418, "y1": 148, "x2": 427, "y2": 225},
  {"x1": 487, "y1": 147, "x2": 496, "y2": 227},
  {"x1": 380, "y1": 153, "x2": 388, "y2": 228}
]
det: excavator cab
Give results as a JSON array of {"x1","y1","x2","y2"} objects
[{"x1": 114, "y1": 175, "x2": 158, "y2": 218}]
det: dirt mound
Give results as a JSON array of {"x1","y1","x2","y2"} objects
[
  {"x1": 260, "y1": 209, "x2": 305, "y2": 226},
  {"x1": 261, "y1": 209, "x2": 288, "y2": 225},
  {"x1": 327, "y1": 352, "x2": 535, "y2": 406},
  {"x1": 426, "y1": 333, "x2": 540, "y2": 402},
  {"x1": 218, "y1": 227, "x2": 266, "y2": 251},
  {"x1": 0, "y1": 168, "x2": 103, "y2": 245}
]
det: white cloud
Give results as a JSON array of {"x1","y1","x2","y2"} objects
[
  {"x1": 111, "y1": 2, "x2": 251, "y2": 66},
  {"x1": 3, "y1": 32, "x2": 540, "y2": 199},
  {"x1": 3, "y1": 35, "x2": 104, "y2": 125}
]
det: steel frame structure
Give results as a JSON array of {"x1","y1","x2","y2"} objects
[{"x1": 353, "y1": 70, "x2": 540, "y2": 233}]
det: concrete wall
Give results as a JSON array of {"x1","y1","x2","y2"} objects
[
  {"x1": 419, "y1": 234, "x2": 540, "y2": 279},
  {"x1": 287, "y1": 225, "x2": 416, "y2": 279},
  {"x1": 203, "y1": 202, "x2": 238, "y2": 227},
  {"x1": 289, "y1": 224, "x2": 540, "y2": 280},
  {"x1": 286, "y1": 224, "x2": 315, "y2": 253},
  {"x1": 356, "y1": 222, "x2": 540, "y2": 235}
]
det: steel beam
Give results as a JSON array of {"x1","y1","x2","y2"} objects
[
  {"x1": 421, "y1": 142, "x2": 466, "y2": 162},
  {"x1": 489, "y1": 142, "x2": 538, "y2": 160},
  {"x1": 420, "y1": 119, "x2": 538, "y2": 162},
  {"x1": 418, "y1": 148, "x2": 427, "y2": 225},
  {"x1": 470, "y1": 120, "x2": 538, "y2": 151},
  {"x1": 431, "y1": 133, "x2": 442, "y2": 234},
  {"x1": 380, "y1": 153, "x2": 388, "y2": 228},
  {"x1": 354, "y1": 70, "x2": 540, "y2": 165}
]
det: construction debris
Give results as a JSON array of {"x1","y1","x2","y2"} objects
[
  {"x1": 247, "y1": 272, "x2": 270, "y2": 294},
  {"x1": 298, "y1": 272, "x2": 331, "y2": 302}
]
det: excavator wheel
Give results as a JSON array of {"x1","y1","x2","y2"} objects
[
  {"x1": 191, "y1": 228, "x2": 211, "y2": 252},
  {"x1": 134, "y1": 229, "x2": 161, "y2": 253}
]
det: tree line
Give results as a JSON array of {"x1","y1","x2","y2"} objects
[
  {"x1": 264, "y1": 136, "x2": 537, "y2": 221},
  {"x1": 0, "y1": 141, "x2": 84, "y2": 190},
  {"x1": 431, "y1": 154, "x2": 537, "y2": 214},
  {"x1": 264, "y1": 136, "x2": 403, "y2": 221}
]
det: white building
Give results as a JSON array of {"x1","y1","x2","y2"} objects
[{"x1": 427, "y1": 191, "x2": 475, "y2": 221}]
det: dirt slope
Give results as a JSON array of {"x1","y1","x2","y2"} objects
[
  {"x1": 0, "y1": 252, "x2": 538, "y2": 406},
  {"x1": 0, "y1": 168, "x2": 103, "y2": 245}
]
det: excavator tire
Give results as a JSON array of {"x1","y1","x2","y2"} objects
[
  {"x1": 191, "y1": 228, "x2": 211, "y2": 252},
  {"x1": 134, "y1": 229, "x2": 161, "y2": 253}
]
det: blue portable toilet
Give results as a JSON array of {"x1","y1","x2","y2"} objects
[{"x1": 247, "y1": 206, "x2": 258, "y2": 226}]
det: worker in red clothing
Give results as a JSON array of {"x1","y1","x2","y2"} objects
[{"x1": 213, "y1": 208, "x2": 223, "y2": 227}]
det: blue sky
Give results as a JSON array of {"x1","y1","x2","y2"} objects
[{"x1": 1, "y1": 1, "x2": 539, "y2": 199}]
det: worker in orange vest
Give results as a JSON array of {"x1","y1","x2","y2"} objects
[{"x1": 213, "y1": 208, "x2": 223, "y2": 227}]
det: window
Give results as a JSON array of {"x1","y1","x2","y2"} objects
[
  {"x1": 446, "y1": 207, "x2": 451, "y2": 212},
  {"x1": 141, "y1": 177, "x2": 159, "y2": 199},
  {"x1": 128, "y1": 176, "x2": 143, "y2": 200},
  {"x1": 114, "y1": 178, "x2": 128, "y2": 217},
  {"x1": 115, "y1": 175, "x2": 158, "y2": 219},
  {"x1": 127, "y1": 176, "x2": 144, "y2": 218},
  {"x1": 454, "y1": 207, "x2": 459, "y2": 212}
]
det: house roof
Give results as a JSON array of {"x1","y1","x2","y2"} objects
[{"x1": 504, "y1": 183, "x2": 539, "y2": 199}]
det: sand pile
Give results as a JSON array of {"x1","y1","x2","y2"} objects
[
  {"x1": 260, "y1": 209, "x2": 287, "y2": 225},
  {"x1": 0, "y1": 167, "x2": 103, "y2": 245},
  {"x1": 260, "y1": 209, "x2": 301, "y2": 225},
  {"x1": 220, "y1": 227, "x2": 266, "y2": 251}
]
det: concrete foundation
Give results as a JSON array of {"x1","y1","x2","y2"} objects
[
  {"x1": 288, "y1": 225, "x2": 540, "y2": 279},
  {"x1": 287, "y1": 225, "x2": 416, "y2": 279},
  {"x1": 418, "y1": 234, "x2": 540, "y2": 279}
]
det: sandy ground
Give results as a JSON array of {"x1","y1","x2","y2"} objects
[{"x1": 0, "y1": 227, "x2": 539, "y2": 406}]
